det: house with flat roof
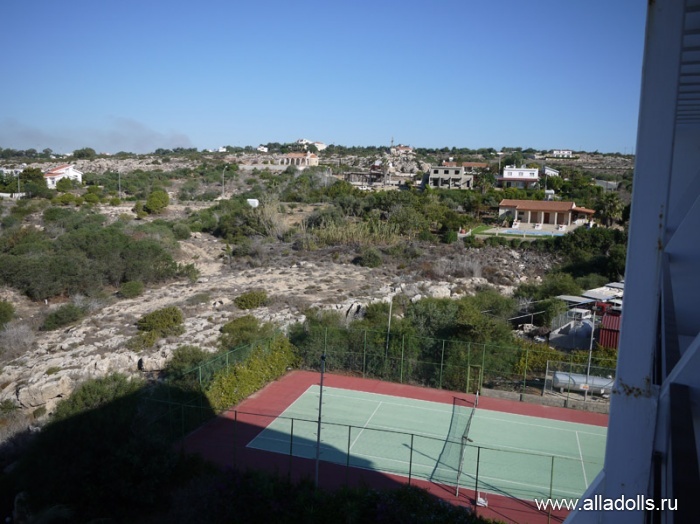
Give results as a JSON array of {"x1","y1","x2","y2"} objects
[
  {"x1": 498, "y1": 199, "x2": 595, "y2": 226},
  {"x1": 498, "y1": 165, "x2": 539, "y2": 189},
  {"x1": 427, "y1": 166, "x2": 474, "y2": 189}
]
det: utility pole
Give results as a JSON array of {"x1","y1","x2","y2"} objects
[
  {"x1": 585, "y1": 310, "x2": 596, "y2": 401},
  {"x1": 221, "y1": 164, "x2": 229, "y2": 199}
]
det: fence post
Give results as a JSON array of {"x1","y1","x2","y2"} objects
[
  {"x1": 439, "y1": 340, "x2": 446, "y2": 389},
  {"x1": 408, "y1": 433, "x2": 414, "y2": 485},
  {"x1": 467, "y1": 342, "x2": 471, "y2": 393},
  {"x1": 362, "y1": 330, "x2": 367, "y2": 378},
  {"x1": 522, "y1": 347, "x2": 529, "y2": 395},
  {"x1": 481, "y1": 344, "x2": 486, "y2": 392},
  {"x1": 474, "y1": 446, "x2": 481, "y2": 510},
  {"x1": 198, "y1": 365, "x2": 202, "y2": 388},
  {"x1": 400, "y1": 335, "x2": 405, "y2": 383},
  {"x1": 346, "y1": 425, "x2": 352, "y2": 486},
  {"x1": 226, "y1": 352, "x2": 229, "y2": 373},
  {"x1": 566, "y1": 353, "x2": 573, "y2": 406}
]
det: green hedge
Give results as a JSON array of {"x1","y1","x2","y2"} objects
[
  {"x1": 136, "y1": 306, "x2": 184, "y2": 336},
  {"x1": 234, "y1": 290, "x2": 268, "y2": 310},
  {"x1": 206, "y1": 335, "x2": 299, "y2": 412}
]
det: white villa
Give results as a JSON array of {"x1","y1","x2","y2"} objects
[
  {"x1": 498, "y1": 165, "x2": 539, "y2": 189},
  {"x1": 43, "y1": 164, "x2": 83, "y2": 189},
  {"x1": 551, "y1": 149, "x2": 573, "y2": 158}
]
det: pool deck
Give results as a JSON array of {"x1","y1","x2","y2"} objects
[{"x1": 483, "y1": 221, "x2": 587, "y2": 237}]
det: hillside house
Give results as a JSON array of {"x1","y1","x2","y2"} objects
[
  {"x1": 279, "y1": 152, "x2": 319, "y2": 167},
  {"x1": 498, "y1": 165, "x2": 539, "y2": 189},
  {"x1": 391, "y1": 144, "x2": 414, "y2": 156},
  {"x1": 498, "y1": 199, "x2": 595, "y2": 226},
  {"x1": 442, "y1": 161, "x2": 488, "y2": 173},
  {"x1": 43, "y1": 164, "x2": 83, "y2": 189},
  {"x1": 551, "y1": 149, "x2": 573, "y2": 158},
  {"x1": 427, "y1": 166, "x2": 473, "y2": 189}
]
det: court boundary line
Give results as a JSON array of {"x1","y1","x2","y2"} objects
[
  {"x1": 349, "y1": 401, "x2": 383, "y2": 451},
  {"x1": 245, "y1": 384, "x2": 316, "y2": 450},
  {"x1": 247, "y1": 434, "x2": 585, "y2": 499},
  {"x1": 318, "y1": 386, "x2": 606, "y2": 437},
  {"x1": 575, "y1": 430, "x2": 589, "y2": 487}
]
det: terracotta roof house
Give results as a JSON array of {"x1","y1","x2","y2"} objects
[
  {"x1": 43, "y1": 164, "x2": 83, "y2": 189},
  {"x1": 278, "y1": 152, "x2": 319, "y2": 167},
  {"x1": 498, "y1": 199, "x2": 595, "y2": 226}
]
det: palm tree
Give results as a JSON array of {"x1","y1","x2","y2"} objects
[{"x1": 595, "y1": 192, "x2": 623, "y2": 227}]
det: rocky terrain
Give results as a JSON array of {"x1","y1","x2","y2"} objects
[{"x1": 0, "y1": 229, "x2": 555, "y2": 425}]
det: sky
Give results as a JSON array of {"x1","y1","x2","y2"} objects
[{"x1": 1, "y1": 0, "x2": 647, "y2": 155}]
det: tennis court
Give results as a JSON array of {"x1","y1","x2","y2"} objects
[{"x1": 247, "y1": 385, "x2": 606, "y2": 501}]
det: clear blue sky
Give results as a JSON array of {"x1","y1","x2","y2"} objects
[{"x1": 1, "y1": 0, "x2": 646, "y2": 154}]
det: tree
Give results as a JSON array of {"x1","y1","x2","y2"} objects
[
  {"x1": 55, "y1": 177, "x2": 74, "y2": 192},
  {"x1": 144, "y1": 189, "x2": 169, "y2": 214},
  {"x1": 595, "y1": 192, "x2": 623, "y2": 227},
  {"x1": 73, "y1": 147, "x2": 96, "y2": 159}
]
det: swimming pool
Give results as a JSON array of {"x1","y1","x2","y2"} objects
[{"x1": 499, "y1": 229, "x2": 565, "y2": 236}]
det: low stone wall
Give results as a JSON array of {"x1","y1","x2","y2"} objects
[{"x1": 480, "y1": 387, "x2": 610, "y2": 415}]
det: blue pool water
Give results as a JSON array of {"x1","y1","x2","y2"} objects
[{"x1": 499, "y1": 229, "x2": 565, "y2": 236}]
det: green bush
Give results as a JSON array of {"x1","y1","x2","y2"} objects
[
  {"x1": 165, "y1": 345, "x2": 209, "y2": 380},
  {"x1": 83, "y1": 192, "x2": 100, "y2": 205},
  {"x1": 172, "y1": 222, "x2": 191, "y2": 240},
  {"x1": 463, "y1": 234, "x2": 483, "y2": 248},
  {"x1": 0, "y1": 300, "x2": 14, "y2": 328},
  {"x1": 127, "y1": 330, "x2": 160, "y2": 351},
  {"x1": 442, "y1": 230, "x2": 458, "y2": 244},
  {"x1": 234, "y1": 290, "x2": 269, "y2": 310},
  {"x1": 144, "y1": 190, "x2": 170, "y2": 214},
  {"x1": 109, "y1": 197, "x2": 121, "y2": 206},
  {"x1": 353, "y1": 247, "x2": 383, "y2": 268},
  {"x1": 41, "y1": 304, "x2": 86, "y2": 331},
  {"x1": 219, "y1": 315, "x2": 276, "y2": 350},
  {"x1": 136, "y1": 306, "x2": 184, "y2": 337},
  {"x1": 119, "y1": 280, "x2": 144, "y2": 298},
  {"x1": 206, "y1": 335, "x2": 299, "y2": 412}
]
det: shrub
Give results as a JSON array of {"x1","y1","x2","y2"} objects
[
  {"x1": 442, "y1": 230, "x2": 458, "y2": 244},
  {"x1": 109, "y1": 197, "x2": 121, "y2": 206},
  {"x1": 484, "y1": 235, "x2": 508, "y2": 247},
  {"x1": 127, "y1": 330, "x2": 160, "y2": 351},
  {"x1": 165, "y1": 345, "x2": 209, "y2": 379},
  {"x1": 83, "y1": 193, "x2": 100, "y2": 205},
  {"x1": 45, "y1": 366, "x2": 61, "y2": 376},
  {"x1": 41, "y1": 304, "x2": 86, "y2": 331},
  {"x1": 353, "y1": 247, "x2": 383, "y2": 268},
  {"x1": 206, "y1": 335, "x2": 299, "y2": 412},
  {"x1": 136, "y1": 306, "x2": 184, "y2": 337},
  {"x1": 172, "y1": 222, "x2": 191, "y2": 240},
  {"x1": 234, "y1": 290, "x2": 269, "y2": 310},
  {"x1": 0, "y1": 300, "x2": 14, "y2": 328},
  {"x1": 463, "y1": 234, "x2": 483, "y2": 248},
  {"x1": 144, "y1": 190, "x2": 170, "y2": 214},
  {"x1": 119, "y1": 281, "x2": 144, "y2": 299},
  {"x1": 219, "y1": 315, "x2": 276, "y2": 350},
  {"x1": 176, "y1": 263, "x2": 200, "y2": 283}
]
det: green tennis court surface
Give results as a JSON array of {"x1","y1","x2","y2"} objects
[{"x1": 247, "y1": 386, "x2": 606, "y2": 501}]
